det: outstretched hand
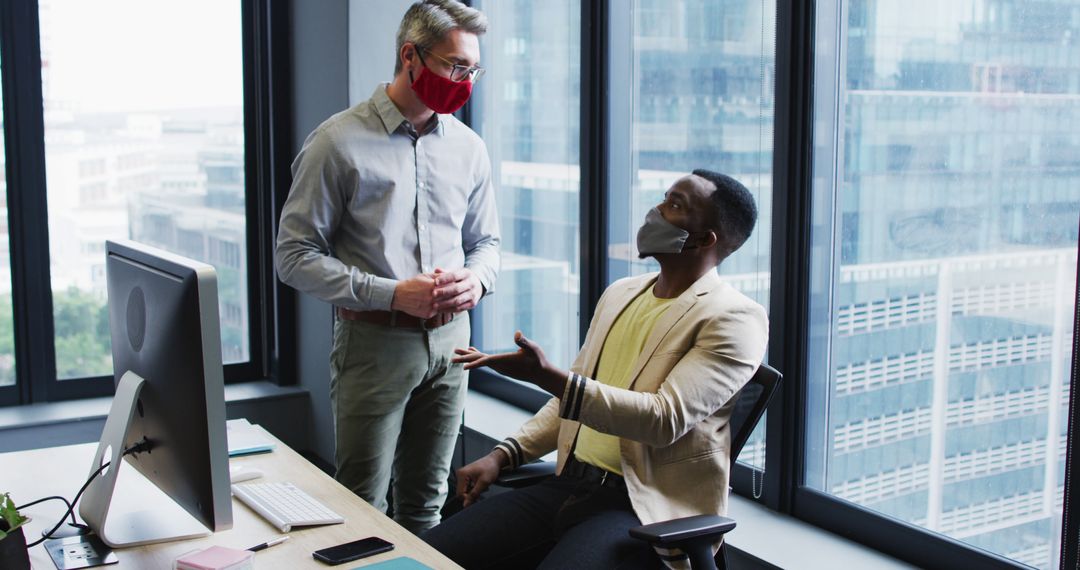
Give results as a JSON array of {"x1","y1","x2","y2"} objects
[{"x1": 452, "y1": 331, "x2": 568, "y2": 397}]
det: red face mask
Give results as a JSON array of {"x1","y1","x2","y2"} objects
[{"x1": 410, "y1": 65, "x2": 473, "y2": 114}]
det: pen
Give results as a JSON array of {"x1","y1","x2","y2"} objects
[{"x1": 247, "y1": 535, "x2": 290, "y2": 552}]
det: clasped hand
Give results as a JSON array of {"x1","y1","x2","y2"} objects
[{"x1": 391, "y1": 267, "x2": 482, "y2": 319}]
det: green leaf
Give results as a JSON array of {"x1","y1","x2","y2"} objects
[{"x1": 0, "y1": 493, "x2": 28, "y2": 538}]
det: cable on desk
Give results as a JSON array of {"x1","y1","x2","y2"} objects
[
  {"x1": 18, "y1": 437, "x2": 155, "y2": 547},
  {"x1": 13, "y1": 496, "x2": 79, "y2": 528}
]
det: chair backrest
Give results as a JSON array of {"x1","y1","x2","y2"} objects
[{"x1": 727, "y1": 363, "x2": 782, "y2": 468}]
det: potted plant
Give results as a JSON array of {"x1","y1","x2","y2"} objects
[{"x1": 0, "y1": 492, "x2": 31, "y2": 570}]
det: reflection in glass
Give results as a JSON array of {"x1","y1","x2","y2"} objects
[
  {"x1": 807, "y1": 1, "x2": 1078, "y2": 566},
  {"x1": 39, "y1": 0, "x2": 246, "y2": 379},
  {"x1": 611, "y1": 0, "x2": 776, "y2": 469},
  {"x1": 473, "y1": 1, "x2": 581, "y2": 370}
]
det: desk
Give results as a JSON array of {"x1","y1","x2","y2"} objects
[{"x1": 4, "y1": 427, "x2": 459, "y2": 569}]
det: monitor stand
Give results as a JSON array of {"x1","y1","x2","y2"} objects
[{"x1": 79, "y1": 371, "x2": 212, "y2": 548}]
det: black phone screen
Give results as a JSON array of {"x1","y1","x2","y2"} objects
[{"x1": 312, "y1": 537, "x2": 395, "y2": 565}]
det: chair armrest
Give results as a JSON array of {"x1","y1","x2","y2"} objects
[
  {"x1": 629, "y1": 514, "x2": 736, "y2": 546},
  {"x1": 494, "y1": 461, "x2": 557, "y2": 488}
]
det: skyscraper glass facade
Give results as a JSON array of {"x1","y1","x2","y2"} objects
[{"x1": 807, "y1": 1, "x2": 1079, "y2": 566}]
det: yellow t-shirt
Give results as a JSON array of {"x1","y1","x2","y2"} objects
[{"x1": 573, "y1": 285, "x2": 677, "y2": 474}]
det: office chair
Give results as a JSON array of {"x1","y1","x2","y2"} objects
[
  {"x1": 628, "y1": 363, "x2": 782, "y2": 569},
  {"x1": 494, "y1": 363, "x2": 783, "y2": 570}
]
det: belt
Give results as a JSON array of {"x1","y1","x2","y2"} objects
[
  {"x1": 563, "y1": 456, "x2": 626, "y2": 490},
  {"x1": 336, "y1": 308, "x2": 455, "y2": 330}
]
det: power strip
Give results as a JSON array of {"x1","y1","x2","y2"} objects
[{"x1": 44, "y1": 534, "x2": 118, "y2": 569}]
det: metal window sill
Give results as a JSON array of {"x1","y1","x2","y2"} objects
[{"x1": 0, "y1": 381, "x2": 309, "y2": 454}]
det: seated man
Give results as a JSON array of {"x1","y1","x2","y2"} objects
[{"x1": 421, "y1": 170, "x2": 768, "y2": 569}]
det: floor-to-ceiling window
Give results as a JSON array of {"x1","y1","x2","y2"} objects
[
  {"x1": 607, "y1": 0, "x2": 776, "y2": 471},
  {"x1": 0, "y1": 0, "x2": 282, "y2": 405},
  {"x1": 806, "y1": 1, "x2": 1078, "y2": 566},
  {"x1": 40, "y1": 0, "x2": 247, "y2": 381},
  {"x1": 472, "y1": 0, "x2": 581, "y2": 380},
  {"x1": 465, "y1": 2, "x2": 1079, "y2": 565}
]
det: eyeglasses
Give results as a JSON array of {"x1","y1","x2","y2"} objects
[{"x1": 417, "y1": 46, "x2": 486, "y2": 83}]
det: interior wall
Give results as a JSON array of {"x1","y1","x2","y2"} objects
[
  {"x1": 289, "y1": 0, "x2": 413, "y2": 466},
  {"x1": 289, "y1": 0, "x2": 350, "y2": 465},
  {"x1": 349, "y1": 0, "x2": 413, "y2": 106}
]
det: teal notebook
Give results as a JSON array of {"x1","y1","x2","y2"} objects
[
  {"x1": 353, "y1": 556, "x2": 432, "y2": 570},
  {"x1": 226, "y1": 418, "x2": 276, "y2": 456}
]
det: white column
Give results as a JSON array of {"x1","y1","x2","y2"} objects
[
  {"x1": 926, "y1": 260, "x2": 953, "y2": 530},
  {"x1": 1044, "y1": 250, "x2": 1071, "y2": 570}
]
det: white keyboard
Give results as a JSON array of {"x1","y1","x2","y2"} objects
[{"x1": 232, "y1": 482, "x2": 345, "y2": 532}]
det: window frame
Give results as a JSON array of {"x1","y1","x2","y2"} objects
[{"x1": 0, "y1": 0, "x2": 294, "y2": 406}]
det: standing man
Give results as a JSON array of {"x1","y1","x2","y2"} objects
[{"x1": 275, "y1": 0, "x2": 499, "y2": 534}]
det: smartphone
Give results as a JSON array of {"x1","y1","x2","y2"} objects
[{"x1": 312, "y1": 537, "x2": 395, "y2": 565}]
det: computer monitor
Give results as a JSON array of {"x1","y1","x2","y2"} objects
[{"x1": 79, "y1": 239, "x2": 233, "y2": 547}]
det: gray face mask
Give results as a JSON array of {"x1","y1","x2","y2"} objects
[{"x1": 636, "y1": 207, "x2": 696, "y2": 259}]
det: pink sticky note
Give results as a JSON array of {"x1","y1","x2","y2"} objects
[{"x1": 175, "y1": 545, "x2": 254, "y2": 570}]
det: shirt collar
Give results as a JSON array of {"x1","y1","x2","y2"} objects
[{"x1": 371, "y1": 83, "x2": 446, "y2": 137}]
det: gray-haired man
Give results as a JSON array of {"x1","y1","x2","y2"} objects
[{"x1": 276, "y1": 0, "x2": 499, "y2": 533}]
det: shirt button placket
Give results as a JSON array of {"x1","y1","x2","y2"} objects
[{"x1": 416, "y1": 139, "x2": 431, "y2": 275}]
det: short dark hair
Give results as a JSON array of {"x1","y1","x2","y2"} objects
[{"x1": 692, "y1": 169, "x2": 757, "y2": 257}]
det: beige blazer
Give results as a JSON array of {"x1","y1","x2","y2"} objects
[{"x1": 494, "y1": 270, "x2": 768, "y2": 563}]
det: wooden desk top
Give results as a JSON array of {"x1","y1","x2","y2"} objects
[{"x1": 4, "y1": 428, "x2": 460, "y2": 569}]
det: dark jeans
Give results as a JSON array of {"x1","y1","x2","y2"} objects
[{"x1": 421, "y1": 461, "x2": 661, "y2": 570}]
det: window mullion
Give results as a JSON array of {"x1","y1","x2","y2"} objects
[
  {"x1": 242, "y1": 0, "x2": 294, "y2": 385},
  {"x1": 0, "y1": 0, "x2": 56, "y2": 405},
  {"x1": 259, "y1": 0, "x2": 295, "y2": 385},
  {"x1": 242, "y1": 0, "x2": 270, "y2": 383},
  {"x1": 768, "y1": 0, "x2": 815, "y2": 514},
  {"x1": 581, "y1": 0, "x2": 609, "y2": 332}
]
